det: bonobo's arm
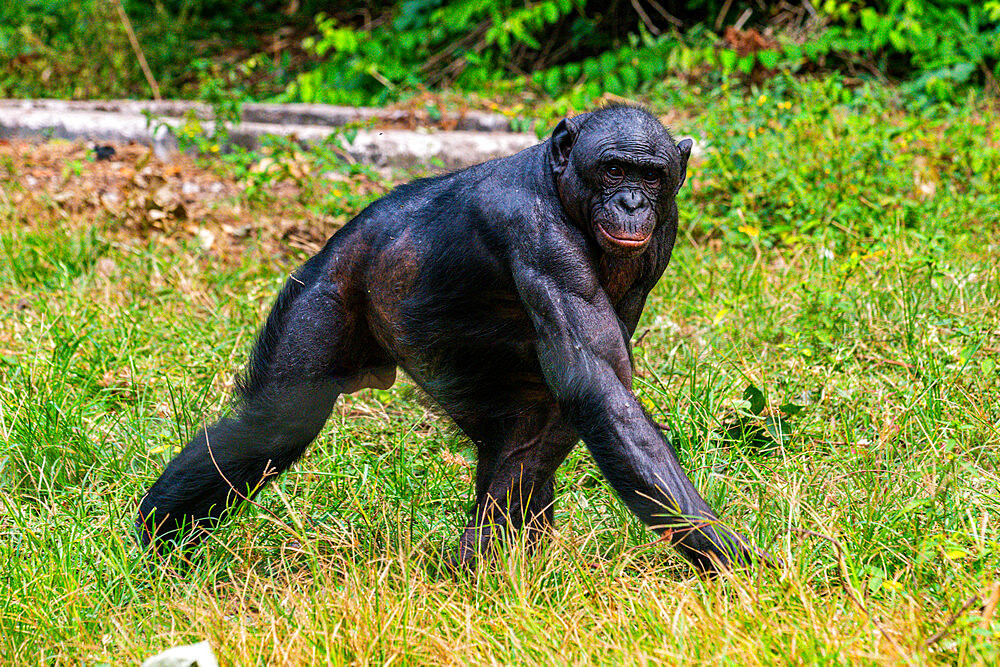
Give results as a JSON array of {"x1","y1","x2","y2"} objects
[{"x1": 512, "y1": 243, "x2": 756, "y2": 572}]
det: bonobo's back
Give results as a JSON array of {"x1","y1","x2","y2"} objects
[{"x1": 363, "y1": 140, "x2": 553, "y2": 239}]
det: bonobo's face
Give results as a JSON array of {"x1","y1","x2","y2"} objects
[{"x1": 550, "y1": 107, "x2": 692, "y2": 256}]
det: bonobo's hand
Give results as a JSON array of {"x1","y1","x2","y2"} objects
[{"x1": 671, "y1": 522, "x2": 779, "y2": 574}]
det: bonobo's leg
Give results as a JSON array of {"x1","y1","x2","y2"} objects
[
  {"x1": 137, "y1": 382, "x2": 340, "y2": 547},
  {"x1": 454, "y1": 405, "x2": 578, "y2": 563},
  {"x1": 137, "y1": 264, "x2": 394, "y2": 548}
]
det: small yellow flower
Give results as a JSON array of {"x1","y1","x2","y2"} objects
[
  {"x1": 210, "y1": 144, "x2": 220, "y2": 153},
  {"x1": 757, "y1": 94, "x2": 767, "y2": 106},
  {"x1": 748, "y1": 129, "x2": 756, "y2": 139},
  {"x1": 738, "y1": 224, "x2": 760, "y2": 238},
  {"x1": 173, "y1": 445, "x2": 183, "y2": 454},
  {"x1": 333, "y1": 189, "x2": 343, "y2": 198}
]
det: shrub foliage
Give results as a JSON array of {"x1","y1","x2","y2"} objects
[{"x1": 0, "y1": 1, "x2": 996, "y2": 103}]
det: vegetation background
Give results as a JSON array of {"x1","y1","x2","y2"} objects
[{"x1": 1, "y1": 1, "x2": 999, "y2": 664}]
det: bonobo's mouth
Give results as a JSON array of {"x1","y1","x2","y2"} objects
[{"x1": 596, "y1": 224, "x2": 652, "y2": 250}]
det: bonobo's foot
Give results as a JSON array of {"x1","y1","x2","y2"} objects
[
  {"x1": 452, "y1": 518, "x2": 553, "y2": 573},
  {"x1": 455, "y1": 524, "x2": 500, "y2": 568}
]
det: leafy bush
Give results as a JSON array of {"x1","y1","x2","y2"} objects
[
  {"x1": 0, "y1": 0, "x2": 314, "y2": 98},
  {"x1": 681, "y1": 74, "x2": 1000, "y2": 246},
  {"x1": 807, "y1": 1, "x2": 1000, "y2": 100},
  {"x1": 282, "y1": 1, "x2": 998, "y2": 108},
  {"x1": 0, "y1": 1, "x2": 996, "y2": 103},
  {"x1": 282, "y1": 0, "x2": 589, "y2": 106},
  {"x1": 0, "y1": 0, "x2": 135, "y2": 98}
]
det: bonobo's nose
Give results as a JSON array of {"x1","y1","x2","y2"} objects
[{"x1": 613, "y1": 190, "x2": 647, "y2": 214}]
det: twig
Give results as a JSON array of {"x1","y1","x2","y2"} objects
[
  {"x1": 980, "y1": 581, "x2": 1000, "y2": 630},
  {"x1": 624, "y1": 530, "x2": 673, "y2": 555},
  {"x1": 114, "y1": 0, "x2": 161, "y2": 100},
  {"x1": 857, "y1": 352, "x2": 916, "y2": 370},
  {"x1": 714, "y1": 0, "x2": 735, "y2": 31},
  {"x1": 203, "y1": 424, "x2": 283, "y2": 524},
  {"x1": 922, "y1": 594, "x2": 981, "y2": 649},
  {"x1": 791, "y1": 528, "x2": 909, "y2": 659},
  {"x1": 629, "y1": 0, "x2": 661, "y2": 35},
  {"x1": 645, "y1": 0, "x2": 683, "y2": 27},
  {"x1": 420, "y1": 19, "x2": 490, "y2": 78},
  {"x1": 733, "y1": 8, "x2": 752, "y2": 31}
]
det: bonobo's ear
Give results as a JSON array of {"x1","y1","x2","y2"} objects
[
  {"x1": 550, "y1": 113, "x2": 590, "y2": 175},
  {"x1": 675, "y1": 138, "x2": 693, "y2": 193}
]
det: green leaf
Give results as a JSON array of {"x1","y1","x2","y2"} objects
[
  {"x1": 544, "y1": 68, "x2": 562, "y2": 96},
  {"x1": 763, "y1": 415, "x2": 792, "y2": 445},
  {"x1": 860, "y1": 8, "x2": 879, "y2": 32},
  {"x1": 603, "y1": 72, "x2": 623, "y2": 96},
  {"x1": 541, "y1": 2, "x2": 559, "y2": 24},
  {"x1": 743, "y1": 384, "x2": 766, "y2": 415},
  {"x1": 718, "y1": 48, "x2": 737, "y2": 74},
  {"x1": 780, "y1": 402, "x2": 806, "y2": 417},
  {"x1": 621, "y1": 66, "x2": 638, "y2": 90},
  {"x1": 783, "y1": 43, "x2": 803, "y2": 61},
  {"x1": 757, "y1": 50, "x2": 779, "y2": 69}
]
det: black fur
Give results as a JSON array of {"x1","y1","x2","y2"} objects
[{"x1": 136, "y1": 106, "x2": 767, "y2": 572}]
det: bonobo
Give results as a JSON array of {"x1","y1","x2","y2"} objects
[{"x1": 137, "y1": 105, "x2": 765, "y2": 573}]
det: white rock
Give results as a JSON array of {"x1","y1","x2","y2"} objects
[{"x1": 140, "y1": 641, "x2": 218, "y2": 667}]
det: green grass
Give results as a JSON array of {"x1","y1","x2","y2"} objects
[{"x1": 1, "y1": 80, "x2": 999, "y2": 664}]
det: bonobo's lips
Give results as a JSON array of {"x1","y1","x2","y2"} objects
[{"x1": 596, "y1": 223, "x2": 652, "y2": 250}]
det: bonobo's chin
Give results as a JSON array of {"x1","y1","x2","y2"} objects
[{"x1": 595, "y1": 223, "x2": 653, "y2": 255}]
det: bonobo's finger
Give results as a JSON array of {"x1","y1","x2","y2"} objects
[
  {"x1": 133, "y1": 507, "x2": 209, "y2": 555},
  {"x1": 135, "y1": 504, "x2": 179, "y2": 549},
  {"x1": 134, "y1": 514, "x2": 154, "y2": 548},
  {"x1": 672, "y1": 523, "x2": 779, "y2": 575}
]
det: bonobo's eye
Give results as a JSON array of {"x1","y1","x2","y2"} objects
[
  {"x1": 642, "y1": 170, "x2": 661, "y2": 187},
  {"x1": 604, "y1": 163, "x2": 624, "y2": 183}
]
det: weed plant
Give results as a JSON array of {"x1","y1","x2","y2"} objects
[{"x1": 0, "y1": 79, "x2": 998, "y2": 663}]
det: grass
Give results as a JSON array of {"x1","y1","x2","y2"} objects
[{"x1": 1, "y1": 78, "x2": 999, "y2": 664}]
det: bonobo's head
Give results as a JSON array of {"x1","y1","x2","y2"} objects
[{"x1": 550, "y1": 106, "x2": 692, "y2": 256}]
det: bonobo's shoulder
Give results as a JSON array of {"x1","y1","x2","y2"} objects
[
  {"x1": 468, "y1": 151, "x2": 565, "y2": 232},
  {"x1": 459, "y1": 148, "x2": 594, "y2": 271}
]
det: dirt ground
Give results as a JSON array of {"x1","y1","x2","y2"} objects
[{"x1": 1, "y1": 138, "x2": 394, "y2": 262}]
